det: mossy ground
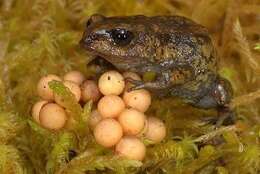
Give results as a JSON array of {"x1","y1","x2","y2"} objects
[{"x1": 0, "y1": 0, "x2": 260, "y2": 174}]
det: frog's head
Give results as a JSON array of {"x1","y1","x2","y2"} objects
[{"x1": 80, "y1": 14, "x2": 155, "y2": 69}]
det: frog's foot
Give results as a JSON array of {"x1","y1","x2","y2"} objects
[
  {"x1": 125, "y1": 78, "x2": 171, "y2": 91},
  {"x1": 201, "y1": 116, "x2": 218, "y2": 125},
  {"x1": 216, "y1": 106, "x2": 236, "y2": 128},
  {"x1": 200, "y1": 107, "x2": 236, "y2": 128}
]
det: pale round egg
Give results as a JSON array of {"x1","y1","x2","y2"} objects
[
  {"x1": 123, "y1": 89, "x2": 151, "y2": 112},
  {"x1": 81, "y1": 80, "x2": 101, "y2": 102},
  {"x1": 94, "y1": 118, "x2": 123, "y2": 147},
  {"x1": 97, "y1": 95, "x2": 125, "y2": 118},
  {"x1": 39, "y1": 103, "x2": 67, "y2": 130},
  {"x1": 144, "y1": 117, "x2": 166, "y2": 143},
  {"x1": 89, "y1": 109, "x2": 103, "y2": 130},
  {"x1": 31, "y1": 100, "x2": 49, "y2": 123},
  {"x1": 116, "y1": 136, "x2": 146, "y2": 161},
  {"x1": 118, "y1": 108, "x2": 146, "y2": 135},
  {"x1": 98, "y1": 71, "x2": 125, "y2": 95},
  {"x1": 37, "y1": 74, "x2": 62, "y2": 101}
]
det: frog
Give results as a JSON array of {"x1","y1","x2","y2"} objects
[{"x1": 80, "y1": 14, "x2": 234, "y2": 125}]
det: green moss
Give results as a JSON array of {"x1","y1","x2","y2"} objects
[
  {"x1": 46, "y1": 132, "x2": 77, "y2": 174},
  {"x1": 0, "y1": 145, "x2": 28, "y2": 174},
  {"x1": 58, "y1": 153, "x2": 142, "y2": 174},
  {"x1": 254, "y1": 43, "x2": 260, "y2": 51}
]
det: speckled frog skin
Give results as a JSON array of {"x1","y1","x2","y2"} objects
[{"x1": 80, "y1": 14, "x2": 233, "y2": 110}]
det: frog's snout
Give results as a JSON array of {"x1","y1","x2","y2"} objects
[
  {"x1": 80, "y1": 30, "x2": 96, "y2": 50},
  {"x1": 80, "y1": 28, "x2": 110, "y2": 50},
  {"x1": 80, "y1": 33, "x2": 92, "y2": 47}
]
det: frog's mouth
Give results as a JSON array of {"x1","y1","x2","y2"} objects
[
  {"x1": 91, "y1": 52, "x2": 147, "y2": 72},
  {"x1": 80, "y1": 39, "x2": 150, "y2": 72}
]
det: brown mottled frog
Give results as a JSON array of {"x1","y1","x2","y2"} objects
[{"x1": 80, "y1": 14, "x2": 233, "y2": 116}]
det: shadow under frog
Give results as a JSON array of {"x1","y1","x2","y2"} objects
[{"x1": 80, "y1": 14, "x2": 235, "y2": 126}]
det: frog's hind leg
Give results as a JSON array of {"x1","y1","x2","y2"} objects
[
  {"x1": 194, "y1": 77, "x2": 236, "y2": 127},
  {"x1": 195, "y1": 95, "x2": 236, "y2": 127}
]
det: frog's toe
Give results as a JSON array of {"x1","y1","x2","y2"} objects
[
  {"x1": 125, "y1": 78, "x2": 145, "y2": 91},
  {"x1": 216, "y1": 107, "x2": 236, "y2": 128},
  {"x1": 129, "y1": 84, "x2": 146, "y2": 91}
]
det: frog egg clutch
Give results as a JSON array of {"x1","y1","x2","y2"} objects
[
  {"x1": 31, "y1": 70, "x2": 166, "y2": 161},
  {"x1": 32, "y1": 71, "x2": 101, "y2": 130}
]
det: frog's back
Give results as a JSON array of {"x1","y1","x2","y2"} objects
[
  {"x1": 139, "y1": 16, "x2": 218, "y2": 102},
  {"x1": 145, "y1": 16, "x2": 208, "y2": 34},
  {"x1": 106, "y1": 15, "x2": 208, "y2": 36}
]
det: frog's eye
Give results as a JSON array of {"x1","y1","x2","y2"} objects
[{"x1": 110, "y1": 29, "x2": 134, "y2": 46}]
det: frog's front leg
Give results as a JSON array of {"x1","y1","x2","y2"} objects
[
  {"x1": 126, "y1": 65, "x2": 194, "y2": 92},
  {"x1": 126, "y1": 71, "x2": 172, "y2": 92}
]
